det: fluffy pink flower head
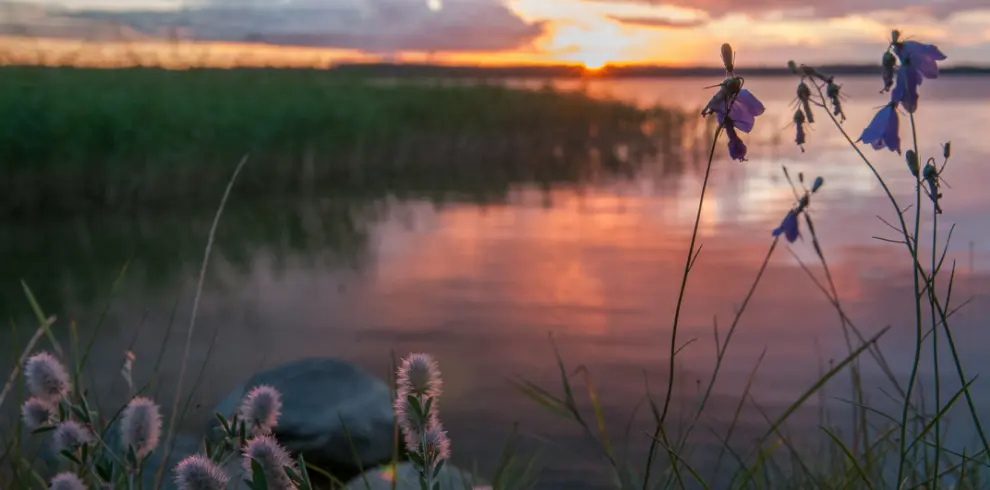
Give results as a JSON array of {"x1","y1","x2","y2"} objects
[
  {"x1": 174, "y1": 454, "x2": 230, "y2": 490},
  {"x1": 21, "y1": 397, "x2": 54, "y2": 430},
  {"x1": 394, "y1": 395, "x2": 440, "y2": 453},
  {"x1": 49, "y1": 472, "x2": 85, "y2": 490},
  {"x1": 238, "y1": 385, "x2": 282, "y2": 436},
  {"x1": 397, "y1": 353, "x2": 442, "y2": 398},
  {"x1": 121, "y1": 396, "x2": 163, "y2": 459},
  {"x1": 242, "y1": 435, "x2": 297, "y2": 490},
  {"x1": 423, "y1": 422, "x2": 451, "y2": 463},
  {"x1": 24, "y1": 351, "x2": 71, "y2": 402},
  {"x1": 53, "y1": 420, "x2": 92, "y2": 453}
]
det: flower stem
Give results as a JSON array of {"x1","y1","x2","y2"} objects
[
  {"x1": 930, "y1": 171, "x2": 942, "y2": 483},
  {"x1": 642, "y1": 118, "x2": 724, "y2": 490},
  {"x1": 896, "y1": 112, "x2": 925, "y2": 487}
]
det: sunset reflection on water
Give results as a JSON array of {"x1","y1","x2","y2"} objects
[{"x1": 2, "y1": 76, "x2": 990, "y2": 488}]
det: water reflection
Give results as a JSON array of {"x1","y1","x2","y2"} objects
[{"x1": 2, "y1": 76, "x2": 990, "y2": 488}]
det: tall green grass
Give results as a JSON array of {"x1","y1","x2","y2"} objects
[{"x1": 0, "y1": 66, "x2": 691, "y2": 213}]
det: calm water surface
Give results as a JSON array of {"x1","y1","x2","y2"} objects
[{"x1": 3, "y1": 76, "x2": 990, "y2": 487}]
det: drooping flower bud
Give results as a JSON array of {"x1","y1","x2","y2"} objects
[
  {"x1": 720, "y1": 43, "x2": 734, "y2": 73},
  {"x1": 812, "y1": 176, "x2": 824, "y2": 193},
  {"x1": 891, "y1": 30, "x2": 901, "y2": 44},
  {"x1": 797, "y1": 81, "x2": 814, "y2": 123},
  {"x1": 793, "y1": 109, "x2": 807, "y2": 150},
  {"x1": 943, "y1": 141, "x2": 951, "y2": 159},
  {"x1": 906, "y1": 149, "x2": 920, "y2": 177}
]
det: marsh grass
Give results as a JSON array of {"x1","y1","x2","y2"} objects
[{"x1": 0, "y1": 66, "x2": 691, "y2": 213}]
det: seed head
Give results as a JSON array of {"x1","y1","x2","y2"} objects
[
  {"x1": 720, "y1": 43, "x2": 734, "y2": 73},
  {"x1": 174, "y1": 454, "x2": 230, "y2": 490},
  {"x1": 397, "y1": 353, "x2": 443, "y2": 397},
  {"x1": 49, "y1": 472, "x2": 86, "y2": 490},
  {"x1": 943, "y1": 141, "x2": 951, "y2": 159},
  {"x1": 24, "y1": 352, "x2": 70, "y2": 402},
  {"x1": 121, "y1": 397, "x2": 163, "y2": 459},
  {"x1": 242, "y1": 435, "x2": 296, "y2": 490},
  {"x1": 21, "y1": 397, "x2": 55, "y2": 430},
  {"x1": 53, "y1": 420, "x2": 92, "y2": 453},
  {"x1": 239, "y1": 385, "x2": 282, "y2": 436}
]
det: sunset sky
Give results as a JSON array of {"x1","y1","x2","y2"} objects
[{"x1": 2, "y1": 0, "x2": 989, "y2": 67}]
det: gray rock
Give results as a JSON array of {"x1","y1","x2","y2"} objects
[
  {"x1": 343, "y1": 462, "x2": 490, "y2": 490},
  {"x1": 208, "y1": 357, "x2": 397, "y2": 477}
]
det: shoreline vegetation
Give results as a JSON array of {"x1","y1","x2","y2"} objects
[
  {"x1": 0, "y1": 66, "x2": 699, "y2": 215},
  {"x1": 4, "y1": 33, "x2": 987, "y2": 490}
]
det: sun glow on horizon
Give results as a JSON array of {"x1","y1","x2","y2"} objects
[{"x1": 581, "y1": 57, "x2": 608, "y2": 70}]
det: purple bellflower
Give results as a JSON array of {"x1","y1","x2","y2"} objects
[
  {"x1": 701, "y1": 43, "x2": 764, "y2": 162},
  {"x1": 772, "y1": 210, "x2": 801, "y2": 243},
  {"x1": 725, "y1": 119, "x2": 748, "y2": 161},
  {"x1": 771, "y1": 173, "x2": 824, "y2": 244},
  {"x1": 711, "y1": 89, "x2": 765, "y2": 133},
  {"x1": 858, "y1": 103, "x2": 901, "y2": 154},
  {"x1": 890, "y1": 37, "x2": 947, "y2": 113}
]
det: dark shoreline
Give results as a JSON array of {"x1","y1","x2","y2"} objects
[{"x1": 326, "y1": 62, "x2": 990, "y2": 79}]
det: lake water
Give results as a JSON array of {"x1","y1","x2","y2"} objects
[{"x1": 3, "y1": 76, "x2": 990, "y2": 488}]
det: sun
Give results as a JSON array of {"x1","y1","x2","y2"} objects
[{"x1": 581, "y1": 55, "x2": 609, "y2": 71}]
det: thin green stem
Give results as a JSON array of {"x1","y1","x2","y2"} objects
[
  {"x1": 931, "y1": 169, "x2": 942, "y2": 483},
  {"x1": 896, "y1": 111, "x2": 925, "y2": 488},
  {"x1": 643, "y1": 115, "x2": 724, "y2": 490}
]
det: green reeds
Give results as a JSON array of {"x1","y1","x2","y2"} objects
[{"x1": 0, "y1": 66, "x2": 685, "y2": 212}]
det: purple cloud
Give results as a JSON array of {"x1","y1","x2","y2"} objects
[
  {"x1": 606, "y1": 14, "x2": 707, "y2": 28},
  {"x1": 8, "y1": 0, "x2": 546, "y2": 53},
  {"x1": 584, "y1": 0, "x2": 989, "y2": 19}
]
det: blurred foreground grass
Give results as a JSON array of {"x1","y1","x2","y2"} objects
[{"x1": 0, "y1": 66, "x2": 694, "y2": 213}]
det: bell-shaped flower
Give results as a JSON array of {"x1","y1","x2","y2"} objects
[
  {"x1": 772, "y1": 209, "x2": 801, "y2": 243},
  {"x1": 712, "y1": 89, "x2": 765, "y2": 133},
  {"x1": 896, "y1": 41, "x2": 947, "y2": 79},
  {"x1": 857, "y1": 103, "x2": 901, "y2": 154},
  {"x1": 725, "y1": 119, "x2": 748, "y2": 162}
]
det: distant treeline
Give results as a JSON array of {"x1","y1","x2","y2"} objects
[{"x1": 329, "y1": 62, "x2": 990, "y2": 79}]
